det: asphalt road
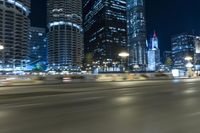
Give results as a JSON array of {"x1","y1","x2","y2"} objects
[{"x1": 0, "y1": 79, "x2": 200, "y2": 133}]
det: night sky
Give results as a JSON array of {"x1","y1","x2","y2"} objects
[{"x1": 30, "y1": 0, "x2": 200, "y2": 55}]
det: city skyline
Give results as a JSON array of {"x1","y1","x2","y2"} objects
[
  {"x1": 31, "y1": 0, "x2": 200, "y2": 55},
  {"x1": 1, "y1": 1, "x2": 200, "y2": 132}
]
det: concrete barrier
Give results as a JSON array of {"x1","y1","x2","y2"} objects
[{"x1": 0, "y1": 72, "x2": 173, "y2": 86}]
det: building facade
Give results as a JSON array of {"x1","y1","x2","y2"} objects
[
  {"x1": 127, "y1": 0, "x2": 147, "y2": 71},
  {"x1": 29, "y1": 27, "x2": 47, "y2": 70},
  {"x1": 47, "y1": 0, "x2": 83, "y2": 71},
  {"x1": 0, "y1": 0, "x2": 30, "y2": 71},
  {"x1": 171, "y1": 33, "x2": 195, "y2": 70},
  {"x1": 83, "y1": 0, "x2": 127, "y2": 67}
]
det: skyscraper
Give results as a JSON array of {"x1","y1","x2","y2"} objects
[
  {"x1": 147, "y1": 31, "x2": 160, "y2": 71},
  {"x1": 29, "y1": 27, "x2": 47, "y2": 70},
  {"x1": 83, "y1": 0, "x2": 127, "y2": 66},
  {"x1": 171, "y1": 33, "x2": 195, "y2": 70},
  {"x1": 0, "y1": 0, "x2": 30, "y2": 71},
  {"x1": 47, "y1": 0, "x2": 83, "y2": 71},
  {"x1": 151, "y1": 31, "x2": 159, "y2": 50},
  {"x1": 127, "y1": 0, "x2": 147, "y2": 71}
]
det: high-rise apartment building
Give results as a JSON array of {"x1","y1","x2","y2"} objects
[
  {"x1": 0, "y1": 0, "x2": 30, "y2": 70},
  {"x1": 83, "y1": 0, "x2": 127, "y2": 65},
  {"x1": 47, "y1": 0, "x2": 83, "y2": 70},
  {"x1": 29, "y1": 27, "x2": 47, "y2": 70},
  {"x1": 127, "y1": 0, "x2": 147, "y2": 71}
]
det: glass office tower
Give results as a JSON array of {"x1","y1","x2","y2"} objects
[
  {"x1": 172, "y1": 33, "x2": 195, "y2": 70},
  {"x1": 127, "y1": 0, "x2": 147, "y2": 71},
  {"x1": 83, "y1": 0, "x2": 127, "y2": 67}
]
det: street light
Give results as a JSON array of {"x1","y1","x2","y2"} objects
[
  {"x1": 185, "y1": 56, "x2": 193, "y2": 61},
  {"x1": 185, "y1": 62, "x2": 193, "y2": 68},
  {"x1": 118, "y1": 52, "x2": 129, "y2": 58},
  {"x1": 184, "y1": 56, "x2": 193, "y2": 78},
  {"x1": 118, "y1": 52, "x2": 129, "y2": 72},
  {"x1": 0, "y1": 45, "x2": 4, "y2": 50}
]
